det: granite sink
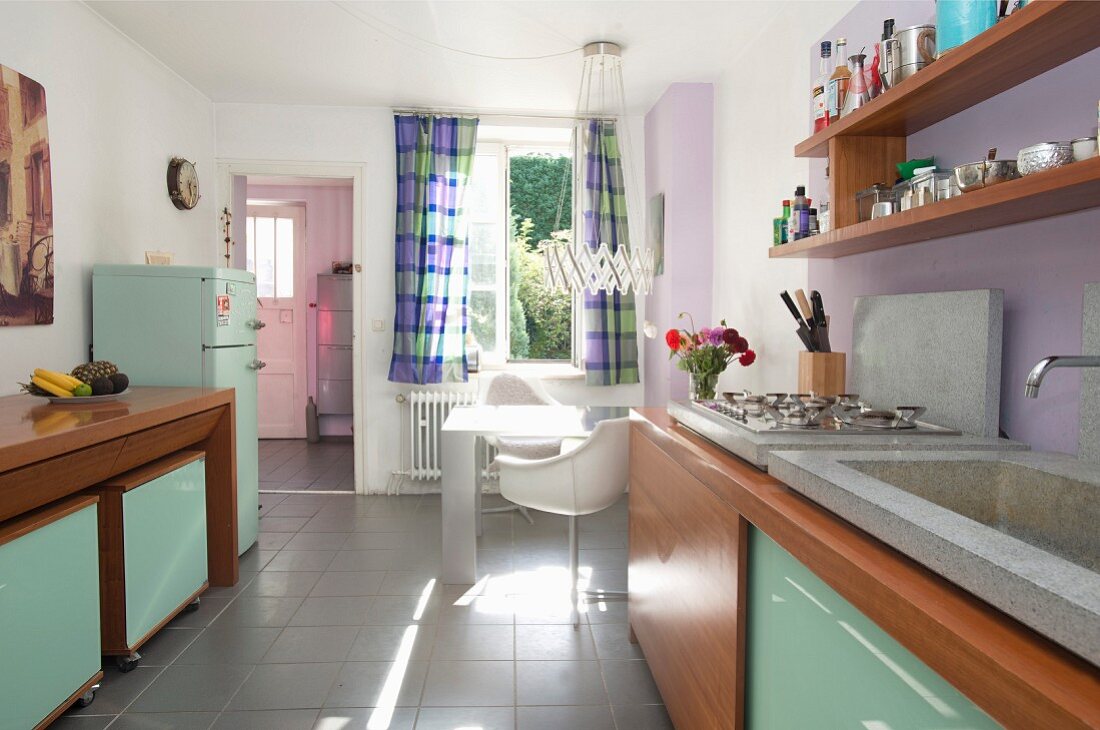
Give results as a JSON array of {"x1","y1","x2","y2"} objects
[
  {"x1": 845, "y1": 459, "x2": 1099, "y2": 572},
  {"x1": 768, "y1": 450, "x2": 1100, "y2": 667}
]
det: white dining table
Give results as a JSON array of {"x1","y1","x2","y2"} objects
[{"x1": 440, "y1": 404, "x2": 629, "y2": 584}]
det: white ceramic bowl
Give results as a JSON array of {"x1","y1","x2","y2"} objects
[{"x1": 1071, "y1": 137, "x2": 1098, "y2": 162}]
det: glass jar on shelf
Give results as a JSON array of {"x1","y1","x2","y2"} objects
[{"x1": 855, "y1": 183, "x2": 895, "y2": 222}]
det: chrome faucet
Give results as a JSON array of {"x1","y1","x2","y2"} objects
[{"x1": 1024, "y1": 356, "x2": 1100, "y2": 398}]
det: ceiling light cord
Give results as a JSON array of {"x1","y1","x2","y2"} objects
[{"x1": 332, "y1": 1, "x2": 583, "y2": 61}]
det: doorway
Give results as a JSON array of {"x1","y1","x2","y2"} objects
[{"x1": 219, "y1": 162, "x2": 365, "y2": 494}]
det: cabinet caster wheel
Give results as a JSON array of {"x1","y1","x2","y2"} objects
[
  {"x1": 183, "y1": 597, "x2": 201, "y2": 613},
  {"x1": 75, "y1": 685, "x2": 99, "y2": 708},
  {"x1": 116, "y1": 653, "x2": 141, "y2": 673}
]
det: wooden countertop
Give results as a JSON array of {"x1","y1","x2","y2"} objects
[
  {"x1": 0, "y1": 387, "x2": 234, "y2": 472},
  {"x1": 631, "y1": 408, "x2": 1100, "y2": 729}
]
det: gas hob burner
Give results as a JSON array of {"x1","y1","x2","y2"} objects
[{"x1": 832, "y1": 404, "x2": 927, "y2": 430}]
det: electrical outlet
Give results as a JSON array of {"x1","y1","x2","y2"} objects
[{"x1": 372, "y1": 319, "x2": 385, "y2": 332}]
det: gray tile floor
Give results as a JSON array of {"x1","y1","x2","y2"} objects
[
  {"x1": 260, "y1": 439, "x2": 355, "y2": 492},
  {"x1": 59, "y1": 445, "x2": 670, "y2": 729}
]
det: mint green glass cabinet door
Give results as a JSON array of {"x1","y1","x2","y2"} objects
[
  {"x1": 0, "y1": 504, "x2": 100, "y2": 730},
  {"x1": 746, "y1": 527, "x2": 1001, "y2": 730},
  {"x1": 123, "y1": 458, "x2": 208, "y2": 645}
]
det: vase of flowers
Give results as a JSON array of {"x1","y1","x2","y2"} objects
[{"x1": 666, "y1": 313, "x2": 756, "y2": 401}]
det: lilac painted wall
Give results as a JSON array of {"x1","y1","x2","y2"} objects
[
  {"x1": 809, "y1": 2, "x2": 1100, "y2": 454},
  {"x1": 248, "y1": 183, "x2": 354, "y2": 436},
  {"x1": 643, "y1": 83, "x2": 715, "y2": 406}
]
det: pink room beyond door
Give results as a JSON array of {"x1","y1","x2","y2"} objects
[{"x1": 247, "y1": 203, "x2": 307, "y2": 439}]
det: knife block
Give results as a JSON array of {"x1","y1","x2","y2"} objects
[{"x1": 798, "y1": 352, "x2": 846, "y2": 396}]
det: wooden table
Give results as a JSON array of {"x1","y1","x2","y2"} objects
[{"x1": 0, "y1": 386, "x2": 239, "y2": 586}]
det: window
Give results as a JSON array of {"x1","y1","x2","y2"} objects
[
  {"x1": 24, "y1": 143, "x2": 51, "y2": 233},
  {"x1": 0, "y1": 162, "x2": 9, "y2": 224},
  {"x1": 19, "y1": 75, "x2": 46, "y2": 128},
  {"x1": 245, "y1": 209, "x2": 297, "y2": 298},
  {"x1": 0, "y1": 87, "x2": 11, "y2": 152},
  {"x1": 465, "y1": 133, "x2": 577, "y2": 365}
]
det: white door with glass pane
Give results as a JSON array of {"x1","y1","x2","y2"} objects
[{"x1": 247, "y1": 204, "x2": 307, "y2": 439}]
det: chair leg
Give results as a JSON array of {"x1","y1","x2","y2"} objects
[
  {"x1": 480, "y1": 502, "x2": 535, "y2": 524},
  {"x1": 569, "y1": 514, "x2": 580, "y2": 630}
]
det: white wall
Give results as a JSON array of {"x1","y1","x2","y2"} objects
[
  {"x1": 711, "y1": 1, "x2": 855, "y2": 395},
  {"x1": 215, "y1": 103, "x2": 645, "y2": 492},
  {"x1": 0, "y1": 1, "x2": 217, "y2": 391}
]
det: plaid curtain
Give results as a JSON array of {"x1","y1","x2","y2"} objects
[
  {"x1": 581, "y1": 119, "x2": 639, "y2": 386},
  {"x1": 388, "y1": 114, "x2": 479, "y2": 384}
]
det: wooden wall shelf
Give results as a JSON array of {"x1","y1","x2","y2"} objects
[
  {"x1": 770, "y1": 156, "x2": 1100, "y2": 259},
  {"x1": 794, "y1": 1, "x2": 1100, "y2": 158}
]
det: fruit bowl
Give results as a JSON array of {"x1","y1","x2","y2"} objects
[{"x1": 40, "y1": 388, "x2": 130, "y2": 405}]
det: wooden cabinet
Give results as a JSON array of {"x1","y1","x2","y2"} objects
[
  {"x1": 629, "y1": 409, "x2": 1100, "y2": 729},
  {"x1": 90, "y1": 451, "x2": 209, "y2": 663},
  {"x1": 629, "y1": 427, "x2": 747, "y2": 729}
]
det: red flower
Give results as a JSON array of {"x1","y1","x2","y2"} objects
[
  {"x1": 733, "y1": 336, "x2": 749, "y2": 354},
  {"x1": 665, "y1": 329, "x2": 681, "y2": 351},
  {"x1": 722, "y1": 328, "x2": 739, "y2": 346},
  {"x1": 739, "y1": 349, "x2": 756, "y2": 366}
]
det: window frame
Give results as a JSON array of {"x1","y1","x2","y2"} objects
[
  {"x1": 467, "y1": 138, "x2": 581, "y2": 369},
  {"x1": 244, "y1": 201, "x2": 306, "y2": 302}
]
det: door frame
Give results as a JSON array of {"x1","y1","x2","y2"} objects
[
  {"x1": 217, "y1": 159, "x2": 367, "y2": 495},
  {"x1": 247, "y1": 201, "x2": 308, "y2": 439}
]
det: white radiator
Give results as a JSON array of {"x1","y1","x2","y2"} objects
[{"x1": 408, "y1": 391, "x2": 494, "y2": 481}]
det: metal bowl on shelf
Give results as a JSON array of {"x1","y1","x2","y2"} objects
[
  {"x1": 953, "y1": 159, "x2": 1019, "y2": 193},
  {"x1": 1017, "y1": 142, "x2": 1075, "y2": 176}
]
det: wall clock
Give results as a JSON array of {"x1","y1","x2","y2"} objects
[{"x1": 167, "y1": 157, "x2": 200, "y2": 210}]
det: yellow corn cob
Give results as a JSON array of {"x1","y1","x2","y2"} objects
[
  {"x1": 32, "y1": 375, "x2": 73, "y2": 398},
  {"x1": 34, "y1": 368, "x2": 84, "y2": 391}
]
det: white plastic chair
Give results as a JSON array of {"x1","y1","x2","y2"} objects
[
  {"x1": 496, "y1": 417, "x2": 630, "y2": 628},
  {"x1": 476, "y1": 373, "x2": 562, "y2": 525}
]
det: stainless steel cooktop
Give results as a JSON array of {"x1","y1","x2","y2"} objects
[{"x1": 693, "y1": 391, "x2": 961, "y2": 436}]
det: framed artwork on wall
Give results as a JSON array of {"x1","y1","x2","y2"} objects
[
  {"x1": 0, "y1": 63, "x2": 53, "y2": 326},
  {"x1": 647, "y1": 193, "x2": 665, "y2": 276}
]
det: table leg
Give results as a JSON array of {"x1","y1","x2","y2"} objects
[
  {"x1": 475, "y1": 439, "x2": 483, "y2": 538},
  {"x1": 199, "y1": 403, "x2": 239, "y2": 587},
  {"x1": 441, "y1": 430, "x2": 477, "y2": 585}
]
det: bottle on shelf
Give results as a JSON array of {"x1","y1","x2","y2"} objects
[
  {"x1": 812, "y1": 41, "x2": 832, "y2": 133},
  {"x1": 780, "y1": 199, "x2": 791, "y2": 244},
  {"x1": 791, "y1": 187, "x2": 809, "y2": 241},
  {"x1": 841, "y1": 51, "x2": 871, "y2": 116},
  {"x1": 827, "y1": 38, "x2": 851, "y2": 122}
]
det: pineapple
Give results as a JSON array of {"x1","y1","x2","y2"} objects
[{"x1": 71, "y1": 360, "x2": 119, "y2": 383}]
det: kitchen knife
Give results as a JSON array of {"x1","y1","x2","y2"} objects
[
  {"x1": 810, "y1": 290, "x2": 832, "y2": 352},
  {"x1": 780, "y1": 290, "x2": 816, "y2": 352},
  {"x1": 795, "y1": 289, "x2": 821, "y2": 351}
]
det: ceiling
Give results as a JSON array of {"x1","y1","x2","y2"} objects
[{"x1": 86, "y1": 1, "x2": 809, "y2": 113}]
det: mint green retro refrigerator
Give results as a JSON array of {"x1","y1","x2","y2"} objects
[{"x1": 92, "y1": 265, "x2": 261, "y2": 553}]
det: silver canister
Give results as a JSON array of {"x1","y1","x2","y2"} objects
[{"x1": 881, "y1": 24, "x2": 936, "y2": 89}]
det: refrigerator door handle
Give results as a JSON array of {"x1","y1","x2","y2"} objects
[{"x1": 248, "y1": 359, "x2": 267, "y2": 370}]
